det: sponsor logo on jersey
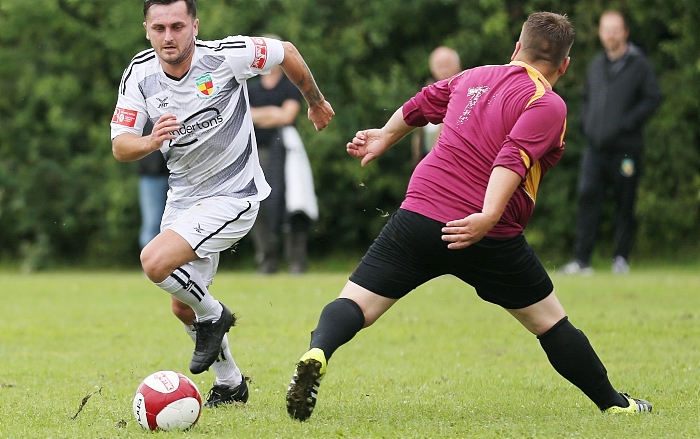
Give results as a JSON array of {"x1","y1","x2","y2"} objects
[
  {"x1": 169, "y1": 108, "x2": 224, "y2": 147},
  {"x1": 251, "y1": 37, "x2": 268, "y2": 69},
  {"x1": 195, "y1": 73, "x2": 219, "y2": 99},
  {"x1": 112, "y1": 107, "x2": 138, "y2": 127}
]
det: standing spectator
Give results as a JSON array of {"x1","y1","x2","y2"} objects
[
  {"x1": 137, "y1": 120, "x2": 169, "y2": 250},
  {"x1": 248, "y1": 44, "x2": 318, "y2": 275},
  {"x1": 411, "y1": 46, "x2": 462, "y2": 166},
  {"x1": 111, "y1": 0, "x2": 333, "y2": 408},
  {"x1": 559, "y1": 10, "x2": 661, "y2": 275},
  {"x1": 286, "y1": 12, "x2": 651, "y2": 422}
]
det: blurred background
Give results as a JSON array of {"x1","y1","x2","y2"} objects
[{"x1": 0, "y1": 0, "x2": 697, "y2": 272}]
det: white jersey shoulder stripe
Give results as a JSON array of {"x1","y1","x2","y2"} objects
[
  {"x1": 196, "y1": 39, "x2": 246, "y2": 52},
  {"x1": 120, "y1": 48, "x2": 156, "y2": 95}
]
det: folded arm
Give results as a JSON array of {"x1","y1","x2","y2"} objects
[{"x1": 250, "y1": 99, "x2": 301, "y2": 128}]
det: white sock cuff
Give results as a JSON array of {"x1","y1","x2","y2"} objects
[
  {"x1": 157, "y1": 264, "x2": 221, "y2": 321},
  {"x1": 156, "y1": 275, "x2": 183, "y2": 295}
]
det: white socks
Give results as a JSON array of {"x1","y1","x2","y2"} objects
[
  {"x1": 157, "y1": 263, "x2": 242, "y2": 388},
  {"x1": 184, "y1": 324, "x2": 243, "y2": 388},
  {"x1": 156, "y1": 263, "x2": 223, "y2": 322}
]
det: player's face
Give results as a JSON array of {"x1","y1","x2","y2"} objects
[
  {"x1": 430, "y1": 56, "x2": 459, "y2": 81},
  {"x1": 598, "y1": 14, "x2": 628, "y2": 54},
  {"x1": 429, "y1": 49, "x2": 461, "y2": 82},
  {"x1": 144, "y1": 1, "x2": 199, "y2": 68}
]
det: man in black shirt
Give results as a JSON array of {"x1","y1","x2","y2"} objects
[
  {"x1": 248, "y1": 55, "x2": 314, "y2": 274},
  {"x1": 560, "y1": 10, "x2": 661, "y2": 275}
]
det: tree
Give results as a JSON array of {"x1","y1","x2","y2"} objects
[{"x1": 0, "y1": 0, "x2": 697, "y2": 270}]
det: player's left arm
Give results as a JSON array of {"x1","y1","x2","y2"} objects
[
  {"x1": 441, "y1": 96, "x2": 567, "y2": 249},
  {"x1": 507, "y1": 96, "x2": 567, "y2": 165},
  {"x1": 441, "y1": 166, "x2": 521, "y2": 249},
  {"x1": 279, "y1": 41, "x2": 334, "y2": 131}
]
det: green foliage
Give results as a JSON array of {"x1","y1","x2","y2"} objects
[{"x1": 0, "y1": 0, "x2": 697, "y2": 268}]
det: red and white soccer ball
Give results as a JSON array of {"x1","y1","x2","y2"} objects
[{"x1": 133, "y1": 370, "x2": 202, "y2": 431}]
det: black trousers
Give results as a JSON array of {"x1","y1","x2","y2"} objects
[
  {"x1": 573, "y1": 147, "x2": 642, "y2": 264},
  {"x1": 251, "y1": 140, "x2": 286, "y2": 272},
  {"x1": 251, "y1": 138, "x2": 311, "y2": 273}
]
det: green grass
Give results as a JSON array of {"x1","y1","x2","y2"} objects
[{"x1": 1, "y1": 267, "x2": 700, "y2": 438}]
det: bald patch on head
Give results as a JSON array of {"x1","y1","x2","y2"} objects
[{"x1": 429, "y1": 46, "x2": 462, "y2": 81}]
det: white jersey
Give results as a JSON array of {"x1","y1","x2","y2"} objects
[{"x1": 111, "y1": 36, "x2": 285, "y2": 209}]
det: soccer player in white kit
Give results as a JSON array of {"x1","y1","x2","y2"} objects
[{"x1": 110, "y1": 0, "x2": 333, "y2": 407}]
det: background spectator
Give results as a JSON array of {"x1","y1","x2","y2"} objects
[{"x1": 559, "y1": 10, "x2": 661, "y2": 275}]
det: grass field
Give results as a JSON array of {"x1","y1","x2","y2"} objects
[{"x1": 1, "y1": 267, "x2": 699, "y2": 438}]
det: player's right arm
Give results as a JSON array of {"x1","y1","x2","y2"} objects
[
  {"x1": 112, "y1": 114, "x2": 180, "y2": 162},
  {"x1": 347, "y1": 108, "x2": 415, "y2": 167}
]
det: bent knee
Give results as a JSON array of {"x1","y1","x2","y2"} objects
[
  {"x1": 361, "y1": 311, "x2": 382, "y2": 328},
  {"x1": 140, "y1": 246, "x2": 172, "y2": 283}
]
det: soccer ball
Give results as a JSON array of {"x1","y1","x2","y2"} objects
[{"x1": 133, "y1": 370, "x2": 202, "y2": 431}]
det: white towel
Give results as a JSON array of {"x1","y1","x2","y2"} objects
[{"x1": 282, "y1": 126, "x2": 318, "y2": 221}]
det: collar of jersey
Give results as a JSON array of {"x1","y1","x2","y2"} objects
[{"x1": 508, "y1": 61, "x2": 552, "y2": 89}]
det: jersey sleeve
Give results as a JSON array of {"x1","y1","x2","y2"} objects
[
  {"x1": 225, "y1": 36, "x2": 285, "y2": 82},
  {"x1": 402, "y1": 77, "x2": 452, "y2": 127},
  {"x1": 110, "y1": 68, "x2": 150, "y2": 140},
  {"x1": 493, "y1": 93, "x2": 567, "y2": 179}
]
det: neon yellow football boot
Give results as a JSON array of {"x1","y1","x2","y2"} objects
[
  {"x1": 603, "y1": 393, "x2": 652, "y2": 413},
  {"x1": 286, "y1": 348, "x2": 327, "y2": 421}
]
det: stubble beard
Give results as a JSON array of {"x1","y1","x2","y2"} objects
[{"x1": 161, "y1": 38, "x2": 195, "y2": 67}]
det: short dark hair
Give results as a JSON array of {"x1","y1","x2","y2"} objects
[
  {"x1": 143, "y1": 0, "x2": 197, "y2": 19},
  {"x1": 520, "y1": 12, "x2": 575, "y2": 67}
]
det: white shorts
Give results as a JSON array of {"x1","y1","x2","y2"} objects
[{"x1": 161, "y1": 197, "x2": 259, "y2": 285}]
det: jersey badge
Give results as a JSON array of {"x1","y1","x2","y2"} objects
[
  {"x1": 250, "y1": 37, "x2": 268, "y2": 69},
  {"x1": 195, "y1": 73, "x2": 219, "y2": 99},
  {"x1": 112, "y1": 107, "x2": 138, "y2": 127}
]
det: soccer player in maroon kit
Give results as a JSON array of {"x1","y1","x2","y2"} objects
[{"x1": 286, "y1": 12, "x2": 652, "y2": 421}]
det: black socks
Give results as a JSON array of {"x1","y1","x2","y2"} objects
[
  {"x1": 309, "y1": 298, "x2": 365, "y2": 360},
  {"x1": 307, "y1": 304, "x2": 630, "y2": 410},
  {"x1": 538, "y1": 316, "x2": 628, "y2": 410}
]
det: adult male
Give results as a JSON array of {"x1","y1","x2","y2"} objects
[
  {"x1": 286, "y1": 12, "x2": 651, "y2": 422},
  {"x1": 411, "y1": 46, "x2": 462, "y2": 166},
  {"x1": 428, "y1": 46, "x2": 463, "y2": 84},
  {"x1": 248, "y1": 54, "x2": 317, "y2": 275},
  {"x1": 111, "y1": 0, "x2": 333, "y2": 408},
  {"x1": 559, "y1": 10, "x2": 661, "y2": 275}
]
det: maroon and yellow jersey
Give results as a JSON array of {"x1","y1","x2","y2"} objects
[{"x1": 401, "y1": 61, "x2": 567, "y2": 237}]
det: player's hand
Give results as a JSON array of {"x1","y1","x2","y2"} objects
[
  {"x1": 441, "y1": 213, "x2": 497, "y2": 249},
  {"x1": 149, "y1": 114, "x2": 180, "y2": 150},
  {"x1": 346, "y1": 129, "x2": 387, "y2": 167},
  {"x1": 308, "y1": 100, "x2": 334, "y2": 131}
]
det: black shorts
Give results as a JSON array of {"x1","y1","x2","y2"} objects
[{"x1": 349, "y1": 209, "x2": 553, "y2": 309}]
